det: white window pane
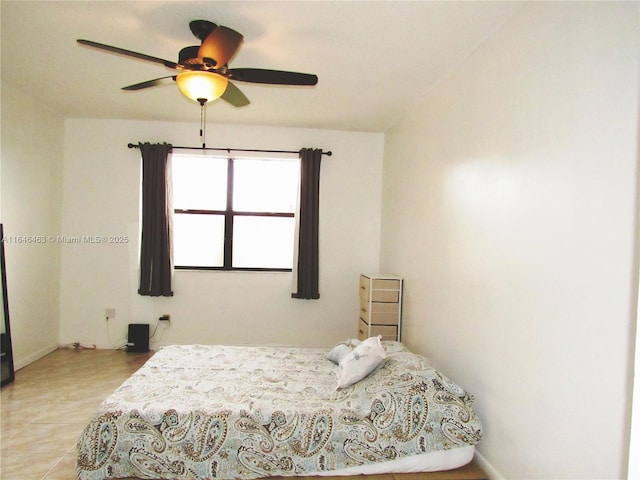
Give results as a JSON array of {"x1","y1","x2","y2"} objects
[
  {"x1": 173, "y1": 214, "x2": 224, "y2": 267},
  {"x1": 233, "y1": 217, "x2": 295, "y2": 269},
  {"x1": 234, "y1": 159, "x2": 299, "y2": 213},
  {"x1": 172, "y1": 155, "x2": 227, "y2": 210}
]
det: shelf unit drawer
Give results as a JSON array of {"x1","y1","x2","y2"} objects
[
  {"x1": 358, "y1": 319, "x2": 398, "y2": 341},
  {"x1": 359, "y1": 300, "x2": 400, "y2": 325},
  {"x1": 359, "y1": 276, "x2": 401, "y2": 303}
]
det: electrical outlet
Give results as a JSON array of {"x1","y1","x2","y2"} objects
[
  {"x1": 105, "y1": 308, "x2": 116, "y2": 319},
  {"x1": 159, "y1": 314, "x2": 170, "y2": 322}
]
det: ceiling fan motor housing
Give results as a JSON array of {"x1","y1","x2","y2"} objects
[{"x1": 178, "y1": 46, "x2": 207, "y2": 68}]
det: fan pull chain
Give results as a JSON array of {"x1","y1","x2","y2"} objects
[{"x1": 198, "y1": 98, "x2": 207, "y2": 148}]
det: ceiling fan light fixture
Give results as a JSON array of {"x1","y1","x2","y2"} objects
[{"x1": 176, "y1": 71, "x2": 228, "y2": 103}]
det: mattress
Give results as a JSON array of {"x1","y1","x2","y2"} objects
[{"x1": 77, "y1": 341, "x2": 482, "y2": 479}]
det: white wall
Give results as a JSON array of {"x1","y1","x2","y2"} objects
[
  {"x1": 631, "y1": 286, "x2": 640, "y2": 478},
  {"x1": 0, "y1": 81, "x2": 64, "y2": 368},
  {"x1": 381, "y1": 2, "x2": 639, "y2": 479},
  {"x1": 59, "y1": 118, "x2": 384, "y2": 349}
]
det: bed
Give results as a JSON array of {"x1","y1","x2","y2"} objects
[{"x1": 77, "y1": 339, "x2": 482, "y2": 480}]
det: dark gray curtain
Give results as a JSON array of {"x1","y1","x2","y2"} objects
[
  {"x1": 292, "y1": 148, "x2": 322, "y2": 299},
  {"x1": 138, "y1": 142, "x2": 173, "y2": 297}
]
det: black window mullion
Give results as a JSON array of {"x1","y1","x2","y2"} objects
[
  {"x1": 223, "y1": 158, "x2": 234, "y2": 268},
  {"x1": 233, "y1": 211, "x2": 294, "y2": 218},
  {"x1": 174, "y1": 209, "x2": 226, "y2": 215}
]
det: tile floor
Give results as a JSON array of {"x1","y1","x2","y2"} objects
[
  {"x1": 0, "y1": 348, "x2": 153, "y2": 480},
  {"x1": 0, "y1": 348, "x2": 487, "y2": 480}
]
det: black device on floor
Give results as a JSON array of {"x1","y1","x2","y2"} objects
[{"x1": 127, "y1": 323, "x2": 149, "y2": 353}]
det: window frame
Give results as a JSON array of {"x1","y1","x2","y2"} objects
[{"x1": 173, "y1": 156, "x2": 297, "y2": 272}]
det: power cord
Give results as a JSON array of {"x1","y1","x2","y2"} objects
[
  {"x1": 104, "y1": 315, "x2": 169, "y2": 350},
  {"x1": 106, "y1": 315, "x2": 127, "y2": 350},
  {"x1": 60, "y1": 342, "x2": 96, "y2": 350},
  {"x1": 150, "y1": 318, "x2": 168, "y2": 344}
]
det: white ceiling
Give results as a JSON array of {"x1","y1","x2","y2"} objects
[{"x1": 1, "y1": 1, "x2": 521, "y2": 133}]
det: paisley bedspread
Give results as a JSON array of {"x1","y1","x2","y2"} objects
[{"x1": 77, "y1": 342, "x2": 482, "y2": 480}]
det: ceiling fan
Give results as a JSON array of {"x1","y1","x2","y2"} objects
[{"x1": 77, "y1": 20, "x2": 318, "y2": 107}]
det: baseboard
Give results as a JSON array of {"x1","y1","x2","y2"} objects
[
  {"x1": 13, "y1": 343, "x2": 58, "y2": 371},
  {"x1": 474, "y1": 450, "x2": 504, "y2": 480}
]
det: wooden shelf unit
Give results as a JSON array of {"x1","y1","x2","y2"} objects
[{"x1": 358, "y1": 273, "x2": 403, "y2": 341}]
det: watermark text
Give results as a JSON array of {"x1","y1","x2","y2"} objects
[{"x1": 2, "y1": 234, "x2": 129, "y2": 245}]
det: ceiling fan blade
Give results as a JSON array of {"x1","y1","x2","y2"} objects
[
  {"x1": 227, "y1": 68, "x2": 318, "y2": 86},
  {"x1": 198, "y1": 26, "x2": 243, "y2": 67},
  {"x1": 221, "y1": 81, "x2": 250, "y2": 107},
  {"x1": 122, "y1": 76, "x2": 176, "y2": 91},
  {"x1": 189, "y1": 20, "x2": 217, "y2": 42},
  {"x1": 77, "y1": 39, "x2": 178, "y2": 69}
]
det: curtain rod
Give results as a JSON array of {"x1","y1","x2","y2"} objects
[{"x1": 127, "y1": 143, "x2": 332, "y2": 156}]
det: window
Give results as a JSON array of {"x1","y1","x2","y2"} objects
[{"x1": 172, "y1": 154, "x2": 300, "y2": 271}]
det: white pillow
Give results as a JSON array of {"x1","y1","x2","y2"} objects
[
  {"x1": 327, "y1": 339, "x2": 362, "y2": 364},
  {"x1": 334, "y1": 336, "x2": 386, "y2": 389}
]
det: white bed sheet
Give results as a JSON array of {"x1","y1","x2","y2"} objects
[{"x1": 315, "y1": 445, "x2": 475, "y2": 476}]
